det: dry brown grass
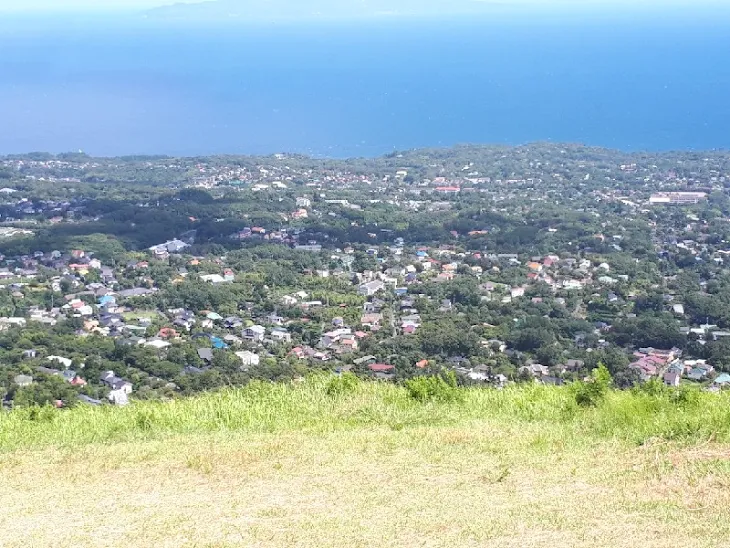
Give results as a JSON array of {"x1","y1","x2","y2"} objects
[{"x1": 2, "y1": 420, "x2": 730, "y2": 547}]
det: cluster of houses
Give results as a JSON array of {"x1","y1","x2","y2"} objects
[
  {"x1": 3, "y1": 149, "x2": 730, "y2": 408},
  {"x1": 4, "y1": 227, "x2": 730, "y2": 408}
]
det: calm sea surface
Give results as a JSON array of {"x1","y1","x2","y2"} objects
[{"x1": 0, "y1": 13, "x2": 729, "y2": 157}]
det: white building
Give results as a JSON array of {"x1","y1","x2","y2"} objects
[
  {"x1": 235, "y1": 351, "x2": 260, "y2": 367},
  {"x1": 270, "y1": 328, "x2": 292, "y2": 343},
  {"x1": 243, "y1": 325, "x2": 266, "y2": 341},
  {"x1": 200, "y1": 274, "x2": 226, "y2": 284},
  {"x1": 649, "y1": 192, "x2": 707, "y2": 205},
  {"x1": 358, "y1": 280, "x2": 385, "y2": 296}
]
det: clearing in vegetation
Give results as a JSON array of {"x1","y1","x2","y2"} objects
[{"x1": 2, "y1": 376, "x2": 730, "y2": 547}]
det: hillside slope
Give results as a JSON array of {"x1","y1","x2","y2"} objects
[{"x1": 2, "y1": 378, "x2": 730, "y2": 547}]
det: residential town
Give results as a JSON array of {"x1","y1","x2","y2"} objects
[{"x1": 1, "y1": 143, "x2": 730, "y2": 407}]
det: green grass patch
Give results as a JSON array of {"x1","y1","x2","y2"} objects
[
  {"x1": 3, "y1": 376, "x2": 730, "y2": 547},
  {"x1": 121, "y1": 310, "x2": 159, "y2": 321},
  {"x1": 2, "y1": 376, "x2": 730, "y2": 452}
]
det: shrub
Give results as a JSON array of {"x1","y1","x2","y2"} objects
[
  {"x1": 405, "y1": 371, "x2": 462, "y2": 403},
  {"x1": 671, "y1": 384, "x2": 701, "y2": 408},
  {"x1": 325, "y1": 373, "x2": 360, "y2": 396},
  {"x1": 634, "y1": 378, "x2": 702, "y2": 409},
  {"x1": 574, "y1": 364, "x2": 612, "y2": 407},
  {"x1": 25, "y1": 405, "x2": 58, "y2": 423},
  {"x1": 634, "y1": 377, "x2": 666, "y2": 397}
]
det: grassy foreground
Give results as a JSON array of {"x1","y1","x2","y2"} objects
[{"x1": 2, "y1": 377, "x2": 730, "y2": 547}]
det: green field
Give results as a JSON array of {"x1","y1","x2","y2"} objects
[
  {"x1": 2, "y1": 378, "x2": 730, "y2": 547},
  {"x1": 121, "y1": 310, "x2": 160, "y2": 321}
]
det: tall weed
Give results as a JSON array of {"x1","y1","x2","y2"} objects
[{"x1": 405, "y1": 371, "x2": 461, "y2": 403}]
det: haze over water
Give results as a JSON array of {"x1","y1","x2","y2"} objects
[{"x1": 0, "y1": 7, "x2": 729, "y2": 157}]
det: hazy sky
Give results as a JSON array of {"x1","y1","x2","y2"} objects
[
  {"x1": 0, "y1": 0, "x2": 194, "y2": 11},
  {"x1": 0, "y1": 0, "x2": 718, "y2": 12}
]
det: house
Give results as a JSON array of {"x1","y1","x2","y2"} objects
[
  {"x1": 224, "y1": 316, "x2": 243, "y2": 329},
  {"x1": 267, "y1": 314, "x2": 285, "y2": 326},
  {"x1": 564, "y1": 359, "x2": 585, "y2": 371},
  {"x1": 481, "y1": 339, "x2": 506, "y2": 353},
  {"x1": 197, "y1": 348, "x2": 214, "y2": 362},
  {"x1": 321, "y1": 328, "x2": 352, "y2": 348},
  {"x1": 289, "y1": 346, "x2": 306, "y2": 359},
  {"x1": 510, "y1": 287, "x2": 525, "y2": 298},
  {"x1": 98, "y1": 295, "x2": 116, "y2": 307},
  {"x1": 223, "y1": 334, "x2": 243, "y2": 345},
  {"x1": 401, "y1": 314, "x2": 422, "y2": 327},
  {"x1": 687, "y1": 368, "x2": 707, "y2": 381},
  {"x1": 118, "y1": 288, "x2": 157, "y2": 298},
  {"x1": 520, "y1": 363, "x2": 549, "y2": 377},
  {"x1": 13, "y1": 374, "x2": 33, "y2": 387},
  {"x1": 354, "y1": 355, "x2": 377, "y2": 366},
  {"x1": 235, "y1": 350, "x2": 260, "y2": 368},
  {"x1": 358, "y1": 280, "x2": 385, "y2": 297},
  {"x1": 100, "y1": 371, "x2": 133, "y2": 395},
  {"x1": 184, "y1": 365, "x2": 208, "y2": 375},
  {"x1": 629, "y1": 350, "x2": 675, "y2": 379},
  {"x1": 714, "y1": 373, "x2": 730, "y2": 387},
  {"x1": 336, "y1": 332, "x2": 358, "y2": 350},
  {"x1": 360, "y1": 313, "x2": 383, "y2": 328},
  {"x1": 270, "y1": 328, "x2": 291, "y2": 343},
  {"x1": 663, "y1": 370, "x2": 681, "y2": 387},
  {"x1": 47, "y1": 355, "x2": 73, "y2": 368},
  {"x1": 363, "y1": 299, "x2": 385, "y2": 313},
  {"x1": 108, "y1": 389, "x2": 129, "y2": 406},
  {"x1": 157, "y1": 327, "x2": 179, "y2": 339},
  {"x1": 170, "y1": 316, "x2": 191, "y2": 331},
  {"x1": 243, "y1": 325, "x2": 266, "y2": 341},
  {"x1": 148, "y1": 239, "x2": 189, "y2": 256},
  {"x1": 368, "y1": 363, "x2": 395, "y2": 373},
  {"x1": 542, "y1": 376, "x2": 565, "y2": 386},
  {"x1": 200, "y1": 274, "x2": 226, "y2": 284},
  {"x1": 36, "y1": 365, "x2": 61, "y2": 376},
  {"x1": 78, "y1": 394, "x2": 102, "y2": 406},
  {"x1": 145, "y1": 338, "x2": 171, "y2": 349},
  {"x1": 70, "y1": 375, "x2": 87, "y2": 387}
]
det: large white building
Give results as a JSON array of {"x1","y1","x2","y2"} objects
[
  {"x1": 649, "y1": 192, "x2": 707, "y2": 205},
  {"x1": 235, "y1": 351, "x2": 260, "y2": 367},
  {"x1": 358, "y1": 280, "x2": 385, "y2": 296}
]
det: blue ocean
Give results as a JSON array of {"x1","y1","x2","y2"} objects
[{"x1": 0, "y1": 10, "x2": 729, "y2": 157}]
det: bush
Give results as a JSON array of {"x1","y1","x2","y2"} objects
[
  {"x1": 634, "y1": 378, "x2": 702, "y2": 409},
  {"x1": 574, "y1": 364, "x2": 612, "y2": 407},
  {"x1": 671, "y1": 384, "x2": 701, "y2": 408},
  {"x1": 325, "y1": 373, "x2": 360, "y2": 396},
  {"x1": 405, "y1": 371, "x2": 462, "y2": 403}
]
